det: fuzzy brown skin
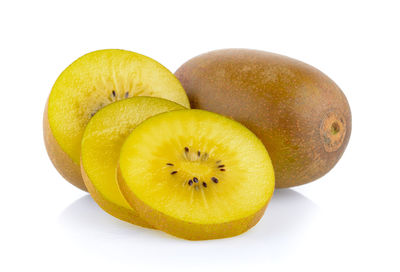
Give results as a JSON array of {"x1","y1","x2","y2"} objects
[
  {"x1": 80, "y1": 161, "x2": 153, "y2": 228},
  {"x1": 43, "y1": 101, "x2": 87, "y2": 191},
  {"x1": 175, "y1": 49, "x2": 351, "y2": 188},
  {"x1": 117, "y1": 167, "x2": 269, "y2": 240}
]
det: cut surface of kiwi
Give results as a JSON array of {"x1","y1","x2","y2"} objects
[
  {"x1": 44, "y1": 49, "x2": 190, "y2": 190},
  {"x1": 80, "y1": 97, "x2": 185, "y2": 228},
  {"x1": 118, "y1": 109, "x2": 275, "y2": 240}
]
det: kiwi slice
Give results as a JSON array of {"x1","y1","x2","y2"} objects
[
  {"x1": 44, "y1": 49, "x2": 190, "y2": 190},
  {"x1": 80, "y1": 97, "x2": 185, "y2": 228},
  {"x1": 118, "y1": 109, "x2": 275, "y2": 240}
]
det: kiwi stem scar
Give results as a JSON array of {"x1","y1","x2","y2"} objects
[{"x1": 331, "y1": 122, "x2": 340, "y2": 135}]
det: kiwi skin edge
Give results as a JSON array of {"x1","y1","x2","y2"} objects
[
  {"x1": 117, "y1": 166, "x2": 269, "y2": 240},
  {"x1": 80, "y1": 159, "x2": 153, "y2": 228},
  {"x1": 43, "y1": 100, "x2": 87, "y2": 191}
]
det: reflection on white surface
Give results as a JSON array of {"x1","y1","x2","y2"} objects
[
  {"x1": 59, "y1": 189, "x2": 319, "y2": 266},
  {"x1": 59, "y1": 193, "x2": 164, "y2": 237}
]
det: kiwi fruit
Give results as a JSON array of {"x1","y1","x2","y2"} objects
[
  {"x1": 175, "y1": 49, "x2": 351, "y2": 188},
  {"x1": 81, "y1": 97, "x2": 185, "y2": 228},
  {"x1": 44, "y1": 49, "x2": 190, "y2": 191},
  {"x1": 117, "y1": 109, "x2": 275, "y2": 240}
]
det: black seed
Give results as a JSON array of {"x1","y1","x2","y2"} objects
[
  {"x1": 193, "y1": 177, "x2": 199, "y2": 183},
  {"x1": 218, "y1": 165, "x2": 225, "y2": 168},
  {"x1": 202, "y1": 182, "x2": 207, "y2": 188},
  {"x1": 216, "y1": 160, "x2": 221, "y2": 164},
  {"x1": 166, "y1": 163, "x2": 174, "y2": 166},
  {"x1": 90, "y1": 112, "x2": 95, "y2": 117},
  {"x1": 220, "y1": 169, "x2": 226, "y2": 172},
  {"x1": 211, "y1": 177, "x2": 218, "y2": 183},
  {"x1": 171, "y1": 171, "x2": 178, "y2": 175},
  {"x1": 125, "y1": 92, "x2": 129, "y2": 98},
  {"x1": 188, "y1": 180, "x2": 193, "y2": 186},
  {"x1": 197, "y1": 151, "x2": 201, "y2": 156},
  {"x1": 112, "y1": 90, "x2": 116, "y2": 97},
  {"x1": 184, "y1": 147, "x2": 189, "y2": 152}
]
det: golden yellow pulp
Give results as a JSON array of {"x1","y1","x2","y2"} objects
[
  {"x1": 48, "y1": 49, "x2": 190, "y2": 165},
  {"x1": 81, "y1": 97, "x2": 185, "y2": 216},
  {"x1": 119, "y1": 110, "x2": 275, "y2": 225}
]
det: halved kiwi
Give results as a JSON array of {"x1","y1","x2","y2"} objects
[
  {"x1": 44, "y1": 49, "x2": 190, "y2": 190},
  {"x1": 118, "y1": 109, "x2": 275, "y2": 240},
  {"x1": 81, "y1": 97, "x2": 185, "y2": 228}
]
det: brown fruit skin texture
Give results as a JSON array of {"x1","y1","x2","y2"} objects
[
  {"x1": 118, "y1": 167, "x2": 268, "y2": 240},
  {"x1": 175, "y1": 49, "x2": 352, "y2": 188},
  {"x1": 43, "y1": 101, "x2": 87, "y2": 191},
  {"x1": 80, "y1": 161, "x2": 153, "y2": 228}
]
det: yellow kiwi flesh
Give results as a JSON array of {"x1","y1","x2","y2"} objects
[
  {"x1": 44, "y1": 49, "x2": 190, "y2": 190},
  {"x1": 118, "y1": 110, "x2": 275, "y2": 240},
  {"x1": 80, "y1": 97, "x2": 185, "y2": 228}
]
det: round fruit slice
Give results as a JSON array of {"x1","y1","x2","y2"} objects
[
  {"x1": 44, "y1": 49, "x2": 190, "y2": 191},
  {"x1": 118, "y1": 109, "x2": 275, "y2": 240},
  {"x1": 81, "y1": 97, "x2": 185, "y2": 228}
]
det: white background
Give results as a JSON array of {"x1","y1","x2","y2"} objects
[{"x1": 1, "y1": 0, "x2": 399, "y2": 271}]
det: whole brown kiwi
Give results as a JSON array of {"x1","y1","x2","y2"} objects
[{"x1": 175, "y1": 49, "x2": 351, "y2": 188}]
